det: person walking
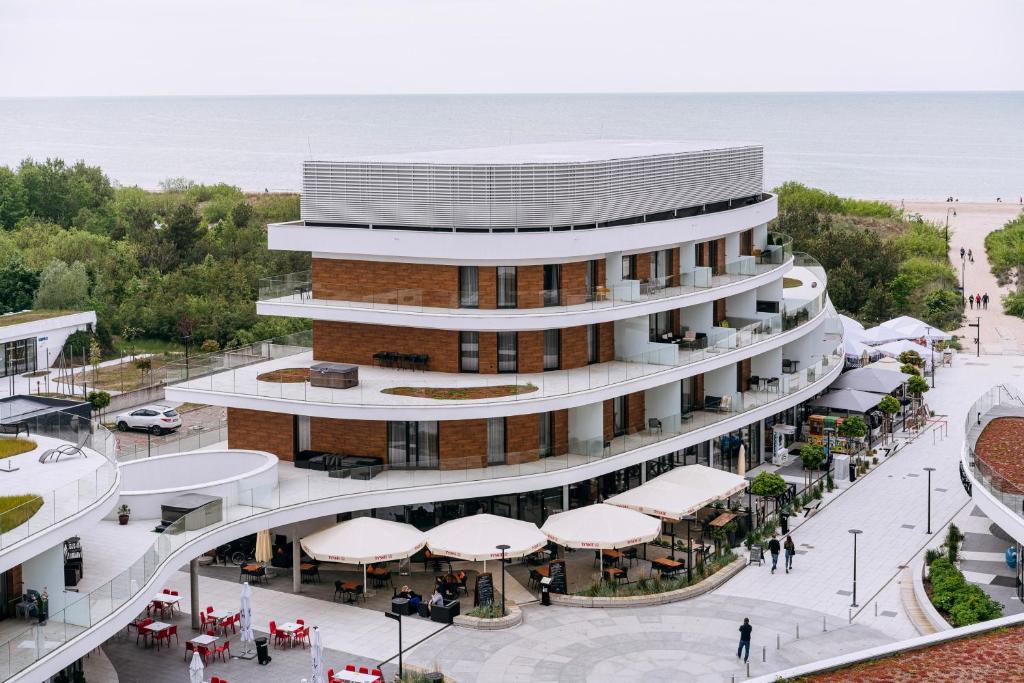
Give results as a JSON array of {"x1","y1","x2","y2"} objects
[
  {"x1": 784, "y1": 535, "x2": 795, "y2": 573},
  {"x1": 768, "y1": 535, "x2": 781, "y2": 574},
  {"x1": 976, "y1": 293, "x2": 982, "y2": 309},
  {"x1": 737, "y1": 618, "x2": 752, "y2": 663},
  {"x1": 960, "y1": 246, "x2": 966, "y2": 260},
  {"x1": 969, "y1": 294, "x2": 974, "y2": 310},
  {"x1": 983, "y1": 293, "x2": 990, "y2": 310},
  {"x1": 969, "y1": 249, "x2": 974, "y2": 262}
]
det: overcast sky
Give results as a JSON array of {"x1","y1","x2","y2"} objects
[{"x1": 2, "y1": 0, "x2": 1022, "y2": 97}]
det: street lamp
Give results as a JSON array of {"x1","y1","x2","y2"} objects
[
  {"x1": 923, "y1": 467, "x2": 936, "y2": 534},
  {"x1": 848, "y1": 529, "x2": 863, "y2": 607},
  {"x1": 496, "y1": 544, "x2": 510, "y2": 616},
  {"x1": 925, "y1": 326, "x2": 936, "y2": 388},
  {"x1": 961, "y1": 254, "x2": 966, "y2": 305},
  {"x1": 384, "y1": 610, "x2": 403, "y2": 679}
]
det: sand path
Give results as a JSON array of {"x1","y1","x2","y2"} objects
[{"x1": 901, "y1": 201, "x2": 1024, "y2": 354}]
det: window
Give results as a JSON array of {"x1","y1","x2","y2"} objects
[
  {"x1": 613, "y1": 395, "x2": 628, "y2": 437},
  {"x1": 587, "y1": 324, "x2": 600, "y2": 364},
  {"x1": 487, "y1": 417, "x2": 506, "y2": 465},
  {"x1": 543, "y1": 264, "x2": 561, "y2": 306},
  {"x1": 497, "y1": 266, "x2": 517, "y2": 308},
  {"x1": 459, "y1": 331, "x2": 480, "y2": 373},
  {"x1": 543, "y1": 329, "x2": 560, "y2": 371},
  {"x1": 651, "y1": 249, "x2": 669, "y2": 280},
  {"x1": 459, "y1": 266, "x2": 479, "y2": 308},
  {"x1": 497, "y1": 331, "x2": 518, "y2": 372},
  {"x1": 387, "y1": 421, "x2": 439, "y2": 469},
  {"x1": 1, "y1": 337, "x2": 36, "y2": 378},
  {"x1": 648, "y1": 311, "x2": 671, "y2": 341},
  {"x1": 539, "y1": 412, "x2": 554, "y2": 457},
  {"x1": 681, "y1": 377, "x2": 695, "y2": 414},
  {"x1": 621, "y1": 254, "x2": 637, "y2": 280},
  {"x1": 585, "y1": 259, "x2": 599, "y2": 301}
]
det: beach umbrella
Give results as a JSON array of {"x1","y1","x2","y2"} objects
[
  {"x1": 255, "y1": 529, "x2": 274, "y2": 564},
  {"x1": 541, "y1": 503, "x2": 660, "y2": 576},
  {"x1": 301, "y1": 517, "x2": 426, "y2": 593},
  {"x1": 310, "y1": 626, "x2": 326, "y2": 683},
  {"x1": 239, "y1": 582, "x2": 255, "y2": 656},
  {"x1": 188, "y1": 650, "x2": 204, "y2": 683},
  {"x1": 426, "y1": 514, "x2": 546, "y2": 572}
]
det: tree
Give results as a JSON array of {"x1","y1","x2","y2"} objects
[
  {"x1": 750, "y1": 471, "x2": 787, "y2": 499},
  {"x1": 33, "y1": 260, "x2": 90, "y2": 310},
  {"x1": 908, "y1": 375, "x2": 930, "y2": 396},
  {"x1": 898, "y1": 350, "x2": 924, "y2": 368},
  {"x1": 878, "y1": 394, "x2": 901, "y2": 442},
  {"x1": 87, "y1": 390, "x2": 110, "y2": 414},
  {"x1": 799, "y1": 444, "x2": 826, "y2": 471},
  {"x1": 0, "y1": 256, "x2": 38, "y2": 313},
  {"x1": 164, "y1": 202, "x2": 203, "y2": 265},
  {"x1": 900, "y1": 363, "x2": 921, "y2": 376},
  {"x1": 838, "y1": 416, "x2": 867, "y2": 439},
  {"x1": 0, "y1": 166, "x2": 28, "y2": 229},
  {"x1": 89, "y1": 338, "x2": 102, "y2": 377}
]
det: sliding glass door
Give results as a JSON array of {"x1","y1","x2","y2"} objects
[{"x1": 387, "y1": 421, "x2": 439, "y2": 469}]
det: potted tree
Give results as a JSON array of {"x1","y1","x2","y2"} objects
[
  {"x1": 799, "y1": 444, "x2": 826, "y2": 489},
  {"x1": 878, "y1": 394, "x2": 901, "y2": 444},
  {"x1": 118, "y1": 504, "x2": 131, "y2": 525}
]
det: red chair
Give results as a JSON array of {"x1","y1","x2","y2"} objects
[
  {"x1": 185, "y1": 641, "x2": 196, "y2": 661},
  {"x1": 372, "y1": 668, "x2": 384, "y2": 683},
  {"x1": 197, "y1": 643, "x2": 213, "y2": 664},
  {"x1": 215, "y1": 639, "x2": 232, "y2": 662},
  {"x1": 359, "y1": 667, "x2": 370, "y2": 675},
  {"x1": 328, "y1": 669, "x2": 334, "y2": 682},
  {"x1": 135, "y1": 618, "x2": 153, "y2": 646},
  {"x1": 296, "y1": 618, "x2": 305, "y2": 624},
  {"x1": 293, "y1": 626, "x2": 309, "y2": 649},
  {"x1": 269, "y1": 620, "x2": 290, "y2": 648},
  {"x1": 345, "y1": 665, "x2": 356, "y2": 672}
]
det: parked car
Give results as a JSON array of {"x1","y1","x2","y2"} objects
[{"x1": 114, "y1": 405, "x2": 182, "y2": 435}]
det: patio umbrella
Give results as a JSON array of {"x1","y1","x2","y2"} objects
[
  {"x1": 426, "y1": 514, "x2": 547, "y2": 572},
  {"x1": 301, "y1": 517, "x2": 426, "y2": 593},
  {"x1": 541, "y1": 503, "x2": 660, "y2": 576},
  {"x1": 310, "y1": 626, "x2": 325, "y2": 683},
  {"x1": 255, "y1": 529, "x2": 274, "y2": 564},
  {"x1": 737, "y1": 444, "x2": 746, "y2": 478},
  {"x1": 188, "y1": 650, "x2": 204, "y2": 683},
  {"x1": 239, "y1": 581, "x2": 255, "y2": 657}
]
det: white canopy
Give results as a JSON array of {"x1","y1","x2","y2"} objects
[
  {"x1": 874, "y1": 339, "x2": 932, "y2": 367},
  {"x1": 860, "y1": 325, "x2": 907, "y2": 345},
  {"x1": 300, "y1": 517, "x2": 426, "y2": 565},
  {"x1": 606, "y1": 464, "x2": 748, "y2": 521},
  {"x1": 541, "y1": 503, "x2": 660, "y2": 550},
  {"x1": 426, "y1": 514, "x2": 547, "y2": 561},
  {"x1": 838, "y1": 314, "x2": 866, "y2": 341},
  {"x1": 843, "y1": 336, "x2": 881, "y2": 360},
  {"x1": 880, "y1": 315, "x2": 952, "y2": 342}
]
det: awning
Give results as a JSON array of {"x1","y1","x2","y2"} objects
[
  {"x1": 541, "y1": 503, "x2": 660, "y2": 549},
  {"x1": 830, "y1": 367, "x2": 911, "y2": 394},
  {"x1": 810, "y1": 388, "x2": 884, "y2": 413},
  {"x1": 426, "y1": 513, "x2": 547, "y2": 561},
  {"x1": 880, "y1": 316, "x2": 952, "y2": 342},
  {"x1": 606, "y1": 464, "x2": 747, "y2": 521},
  {"x1": 300, "y1": 517, "x2": 426, "y2": 565},
  {"x1": 860, "y1": 326, "x2": 907, "y2": 345},
  {"x1": 874, "y1": 339, "x2": 933, "y2": 366}
]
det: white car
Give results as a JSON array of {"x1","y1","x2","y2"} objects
[{"x1": 115, "y1": 405, "x2": 183, "y2": 435}]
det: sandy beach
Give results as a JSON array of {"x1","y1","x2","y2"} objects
[{"x1": 898, "y1": 201, "x2": 1024, "y2": 353}]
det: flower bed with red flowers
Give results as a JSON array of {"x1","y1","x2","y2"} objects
[
  {"x1": 795, "y1": 625, "x2": 1024, "y2": 682},
  {"x1": 974, "y1": 416, "x2": 1024, "y2": 494}
]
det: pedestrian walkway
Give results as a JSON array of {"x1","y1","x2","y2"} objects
[{"x1": 953, "y1": 505, "x2": 1024, "y2": 616}]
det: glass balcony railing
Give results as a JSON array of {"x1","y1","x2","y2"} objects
[
  {"x1": 0, "y1": 411, "x2": 118, "y2": 553},
  {"x1": 165, "y1": 262, "x2": 829, "y2": 409},
  {"x1": 257, "y1": 234, "x2": 797, "y2": 315},
  {"x1": 963, "y1": 385, "x2": 1024, "y2": 516},
  {"x1": 0, "y1": 341, "x2": 842, "y2": 680}
]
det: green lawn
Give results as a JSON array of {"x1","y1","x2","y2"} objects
[
  {"x1": 0, "y1": 438, "x2": 37, "y2": 459},
  {"x1": 0, "y1": 494, "x2": 43, "y2": 533},
  {"x1": 0, "y1": 309, "x2": 77, "y2": 327}
]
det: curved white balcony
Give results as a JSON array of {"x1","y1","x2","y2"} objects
[
  {"x1": 8, "y1": 345, "x2": 841, "y2": 682},
  {"x1": 0, "y1": 420, "x2": 120, "y2": 575},
  {"x1": 168, "y1": 281, "x2": 832, "y2": 421},
  {"x1": 961, "y1": 385, "x2": 1024, "y2": 544},
  {"x1": 268, "y1": 195, "x2": 778, "y2": 262},
  {"x1": 257, "y1": 256, "x2": 793, "y2": 331}
]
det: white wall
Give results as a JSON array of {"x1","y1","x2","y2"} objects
[
  {"x1": 726, "y1": 290, "x2": 757, "y2": 319},
  {"x1": 645, "y1": 381, "x2": 681, "y2": 431},
  {"x1": 725, "y1": 233, "x2": 740, "y2": 261},
  {"x1": 22, "y1": 544, "x2": 67, "y2": 616},
  {"x1": 680, "y1": 301, "x2": 713, "y2": 334},
  {"x1": 613, "y1": 315, "x2": 675, "y2": 362},
  {"x1": 568, "y1": 402, "x2": 603, "y2": 453},
  {"x1": 753, "y1": 223, "x2": 769, "y2": 251},
  {"x1": 0, "y1": 311, "x2": 97, "y2": 372},
  {"x1": 750, "y1": 348, "x2": 783, "y2": 379},
  {"x1": 678, "y1": 241, "x2": 695, "y2": 274},
  {"x1": 704, "y1": 365, "x2": 737, "y2": 398},
  {"x1": 756, "y1": 279, "x2": 784, "y2": 304}
]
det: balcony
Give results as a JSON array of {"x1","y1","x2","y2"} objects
[
  {"x1": 255, "y1": 236, "x2": 795, "y2": 331},
  {"x1": 3, "y1": 342, "x2": 842, "y2": 681},
  {"x1": 167, "y1": 269, "x2": 830, "y2": 420}
]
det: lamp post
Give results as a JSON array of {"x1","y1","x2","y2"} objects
[
  {"x1": 923, "y1": 467, "x2": 936, "y2": 534},
  {"x1": 496, "y1": 544, "x2": 510, "y2": 616},
  {"x1": 961, "y1": 254, "x2": 966, "y2": 305},
  {"x1": 925, "y1": 326, "x2": 936, "y2": 388},
  {"x1": 968, "y1": 317, "x2": 981, "y2": 358},
  {"x1": 945, "y1": 207, "x2": 953, "y2": 247},
  {"x1": 682, "y1": 515, "x2": 695, "y2": 583},
  {"x1": 848, "y1": 529, "x2": 862, "y2": 607},
  {"x1": 384, "y1": 610, "x2": 403, "y2": 679}
]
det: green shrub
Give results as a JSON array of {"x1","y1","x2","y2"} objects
[
  {"x1": 926, "y1": 556, "x2": 1003, "y2": 625},
  {"x1": 837, "y1": 416, "x2": 867, "y2": 438},
  {"x1": 467, "y1": 602, "x2": 506, "y2": 619},
  {"x1": 750, "y1": 471, "x2": 787, "y2": 498},
  {"x1": 924, "y1": 547, "x2": 943, "y2": 565}
]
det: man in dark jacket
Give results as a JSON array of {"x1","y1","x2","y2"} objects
[
  {"x1": 737, "y1": 618, "x2": 752, "y2": 662},
  {"x1": 768, "y1": 536, "x2": 781, "y2": 574}
]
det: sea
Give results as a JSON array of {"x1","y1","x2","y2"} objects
[{"x1": 1, "y1": 92, "x2": 1022, "y2": 200}]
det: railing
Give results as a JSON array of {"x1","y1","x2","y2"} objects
[
  {"x1": 166, "y1": 276, "x2": 830, "y2": 408},
  {"x1": 0, "y1": 342, "x2": 843, "y2": 681},
  {"x1": 0, "y1": 411, "x2": 118, "y2": 552},
  {"x1": 257, "y1": 234, "x2": 796, "y2": 315},
  {"x1": 963, "y1": 384, "x2": 1024, "y2": 515},
  {"x1": 115, "y1": 420, "x2": 229, "y2": 463}
]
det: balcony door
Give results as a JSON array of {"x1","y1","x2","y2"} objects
[{"x1": 388, "y1": 421, "x2": 439, "y2": 469}]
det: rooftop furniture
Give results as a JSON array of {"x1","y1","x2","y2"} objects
[
  {"x1": 430, "y1": 599, "x2": 460, "y2": 624},
  {"x1": 39, "y1": 443, "x2": 87, "y2": 463},
  {"x1": 372, "y1": 352, "x2": 429, "y2": 370},
  {"x1": 0, "y1": 422, "x2": 28, "y2": 437}
]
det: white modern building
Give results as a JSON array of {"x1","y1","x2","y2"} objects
[
  {"x1": 3, "y1": 140, "x2": 846, "y2": 681},
  {"x1": 0, "y1": 311, "x2": 97, "y2": 395}
]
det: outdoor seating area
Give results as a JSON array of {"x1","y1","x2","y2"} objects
[
  {"x1": 371, "y1": 351, "x2": 429, "y2": 370},
  {"x1": 328, "y1": 665, "x2": 385, "y2": 683},
  {"x1": 294, "y1": 450, "x2": 384, "y2": 478}
]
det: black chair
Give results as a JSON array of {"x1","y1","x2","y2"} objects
[
  {"x1": 430, "y1": 600, "x2": 460, "y2": 624},
  {"x1": 333, "y1": 580, "x2": 345, "y2": 602},
  {"x1": 413, "y1": 354, "x2": 429, "y2": 371},
  {"x1": 747, "y1": 375, "x2": 761, "y2": 391},
  {"x1": 372, "y1": 351, "x2": 387, "y2": 366},
  {"x1": 390, "y1": 597, "x2": 414, "y2": 616}
]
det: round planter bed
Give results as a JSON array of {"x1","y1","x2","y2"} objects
[
  {"x1": 256, "y1": 368, "x2": 310, "y2": 383},
  {"x1": 383, "y1": 384, "x2": 537, "y2": 400},
  {"x1": 453, "y1": 600, "x2": 523, "y2": 630}
]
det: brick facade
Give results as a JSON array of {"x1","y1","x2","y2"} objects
[
  {"x1": 310, "y1": 417, "x2": 387, "y2": 460},
  {"x1": 313, "y1": 320, "x2": 460, "y2": 372},
  {"x1": 439, "y1": 418, "x2": 488, "y2": 470},
  {"x1": 227, "y1": 408, "x2": 295, "y2": 460},
  {"x1": 312, "y1": 258, "x2": 459, "y2": 308},
  {"x1": 561, "y1": 326, "x2": 588, "y2": 369}
]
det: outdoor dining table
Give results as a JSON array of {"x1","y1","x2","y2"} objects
[
  {"x1": 602, "y1": 567, "x2": 625, "y2": 582},
  {"x1": 208, "y1": 608, "x2": 235, "y2": 621},
  {"x1": 331, "y1": 670, "x2": 381, "y2": 683},
  {"x1": 601, "y1": 549, "x2": 624, "y2": 564},
  {"x1": 277, "y1": 621, "x2": 303, "y2": 646},
  {"x1": 141, "y1": 621, "x2": 171, "y2": 648},
  {"x1": 340, "y1": 581, "x2": 360, "y2": 604},
  {"x1": 651, "y1": 557, "x2": 684, "y2": 576},
  {"x1": 190, "y1": 633, "x2": 218, "y2": 646}
]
